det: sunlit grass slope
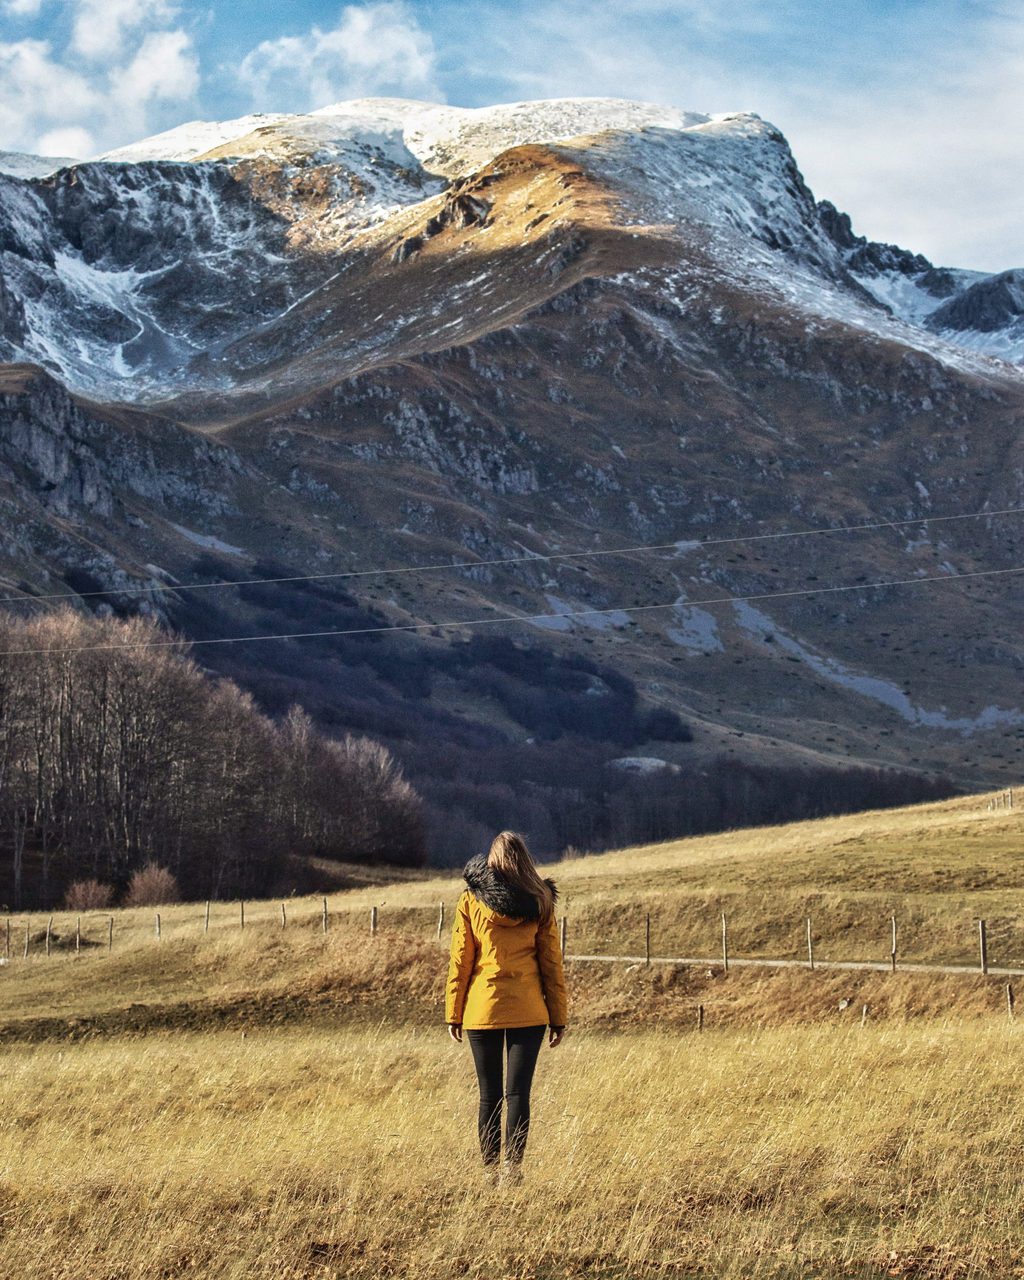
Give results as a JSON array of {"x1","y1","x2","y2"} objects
[{"x1": 2, "y1": 788, "x2": 1022, "y2": 1040}]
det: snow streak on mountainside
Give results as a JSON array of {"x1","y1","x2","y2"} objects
[
  {"x1": 0, "y1": 150, "x2": 80, "y2": 179},
  {"x1": 0, "y1": 96, "x2": 1021, "y2": 401}
]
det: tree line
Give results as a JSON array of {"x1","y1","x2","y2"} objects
[
  {"x1": 0, "y1": 610, "x2": 425, "y2": 910},
  {"x1": 412, "y1": 737, "x2": 957, "y2": 865}
]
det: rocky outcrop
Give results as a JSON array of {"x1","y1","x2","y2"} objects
[
  {"x1": 0, "y1": 364, "x2": 250, "y2": 527},
  {"x1": 0, "y1": 367, "x2": 115, "y2": 517},
  {"x1": 817, "y1": 199, "x2": 931, "y2": 278},
  {"x1": 927, "y1": 269, "x2": 1024, "y2": 333}
]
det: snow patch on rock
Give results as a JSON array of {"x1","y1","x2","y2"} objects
[
  {"x1": 667, "y1": 600, "x2": 723, "y2": 652},
  {"x1": 531, "y1": 593, "x2": 634, "y2": 632},
  {"x1": 609, "y1": 756, "x2": 681, "y2": 774},
  {"x1": 169, "y1": 524, "x2": 245, "y2": 556},
  {"x1": 732, "y1": 600, "x2": 1023, "y2": 734}
]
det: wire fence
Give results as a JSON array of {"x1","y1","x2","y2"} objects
[
  {"x1": 4, "y1": 893, "x2": 1023, "y2": 980},
  {"x1": 4, "y1": 889, "x2": 1022, "y2": 1037}
]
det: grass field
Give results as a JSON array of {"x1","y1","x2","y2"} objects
[
  {"x1": 2, "y1": 790, "x2": 1024, "y2": 1277},
  {"x1": 4, "y1": 1022, "x2": 1023, "y2": 1278}
]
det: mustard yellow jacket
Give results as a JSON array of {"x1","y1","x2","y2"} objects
[{"x1": 445, "y1": 857, "x2": 568, "y2": 1030}]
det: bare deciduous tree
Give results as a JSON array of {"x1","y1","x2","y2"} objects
[{"x1": 0, "y1": 611, "x2": 426, "y2": 908}]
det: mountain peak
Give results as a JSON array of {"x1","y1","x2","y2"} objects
[
  {"x1": 91, "y1": 95, "x2": 718, "y2": 176},
  {"x1": 0, "y1": 93, "x2": 1021, "y2": 403}
]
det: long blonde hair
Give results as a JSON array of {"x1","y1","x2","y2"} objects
[{"x1": 487, "y1": 830, "x2": 554, "y2": 922}]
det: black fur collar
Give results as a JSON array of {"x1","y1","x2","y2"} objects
[{"x1": 462, "y1": 853, "x2": 558, "y2": 921}]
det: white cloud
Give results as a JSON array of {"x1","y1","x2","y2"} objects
[
  {"x1": 0, "y1": 21, "x2": 197, "y2": 158},
  {"x1": 3, "y1": 0, "x2": 47, "y2": 16},
  {"x1": 71, "y1": 0, "x2": 177, "y2": 62},
  {"x1": 769, "y1": 6, "x2": 1024, "y2": 270},
  {"x1": 450, "y1": 0, "x2": 762, "y2": 108},
  {"x1": 36, "y1": 125, "x2": 95, "y2": 158},
  {"x1": 0, "y1": 39, "x2": 101, "y2": 148},
  {"x1": 109, "y1": 29, "x2": 200, "y2": 110},
  {"x1": 238, "y1": 2, "x2": 440, "y2": 111}
]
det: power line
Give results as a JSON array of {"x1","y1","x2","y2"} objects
[
  {"x1": 3, "y1": 561, "x2": 1022, "y2": 658},
  {"x1": 2, "y1": 503, "x2": 1022, "y2": 606}
]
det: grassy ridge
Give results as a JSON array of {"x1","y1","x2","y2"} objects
[{"x1": 2, "y1": 789, "x2": 1022, "y2": 1038}]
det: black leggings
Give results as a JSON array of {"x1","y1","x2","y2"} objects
[{"x1": 466, "y1": 1025, "x2": 546, "y2": 1165}]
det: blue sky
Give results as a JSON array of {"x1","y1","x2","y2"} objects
[{"x1": 1, "y1": 0, "x2": 1020, "y2": 270}]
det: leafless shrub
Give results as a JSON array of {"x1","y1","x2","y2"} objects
[
  {"x1": 123, "y1": 862, "x2": 180, "y2": 907},
  {"x1": 63, "y1": 879, "x2": 115, "y2": 911}
]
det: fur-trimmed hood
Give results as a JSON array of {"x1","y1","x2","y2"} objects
[{"x1": 462, "y1": 853, "x2": 558, "y2": 922}]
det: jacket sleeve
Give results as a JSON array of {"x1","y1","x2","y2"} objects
[
  {"x1": 536, "y1": 912, "x2": 568, "y2": 1027},
  {"x1": 445, "y1": 892, "x2": 477, "y2": 1024}
]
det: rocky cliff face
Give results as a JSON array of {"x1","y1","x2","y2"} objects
[{"x1": 1, "y1": 96, "x2": 1023, "y2": 852}]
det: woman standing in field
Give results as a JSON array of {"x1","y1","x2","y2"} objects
[{"x1": 446, "y1": 830, "x2": 568, "y2": 1184}]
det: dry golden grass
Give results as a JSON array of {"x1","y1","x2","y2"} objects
[
  {"x1": 3, "y1": 790, "x2": 1023, "y2": 1277},
  {"x1": 3, "y1": 1020, "x2": 1024, "y2": 1279}
]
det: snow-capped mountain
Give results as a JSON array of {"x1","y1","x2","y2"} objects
[
  {"x1": 3, "y1": 95, "x2": 1024, "y2": 828},
  {"x1": 0, "y1": 97, "x2": 1020, "y2": 402}
]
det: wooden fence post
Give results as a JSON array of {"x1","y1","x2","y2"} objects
[
  {"x1": 437, "y1": 902, "x2": 445, "y2": 940},
  {"x1": 560, "y1": 915, "x2": 567, "y2": 957},
  {"x1": 370, "y1": 906, "x2": 378, "y2": 936},
  {"x1": 322, "y1": 897, "x2": 329, "y2": 934},
  {"x1": 861, "y1": 1004, "x2": 869, "y2": 1027},
  {"x1": 697, "y1": 1004, "x2": 705, "y2": 1033},
  {"x1": 23, "y1": 919, "x2": 29, "y2": 959},
  {"x1": 978, "y1": 919, "x2": 988, "y2": 975},
  {"x1": 108, "y1": 916, "x2": 113, "y2": 952},
  {"x1": 45, "y1": 915, "x2": 52, "y2": 957},
  {"x1": 721, "y1": 912, "x2": 729, "y2": 975},
  {"x1": 204, "y1": 900, "x2": 210, "y2": 933},
  {"x1": 239, "y1": 901, "x2": 245, "y2": 930},
  {"x1": 645, "y1": 913, "x2": 651, "y2": 966},
  {"x1": 155, "y1": 912, "x2": 161, "y2": 941},
  {"x1": 75, "y1": 915, "x2": 81, "y2": 954},
  {"x1": 1007, "y1": 982, "x2": 1015, "y2": 1022},
  {"x1": 890, "y1": 914, "x2": 897, "y2": 973},
  {"x1": 280, "y1": 902, "x2": 286, "y2": 928},
  {"x1": 806, "y1": 916, "x2": 814, "y2": 970}
]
